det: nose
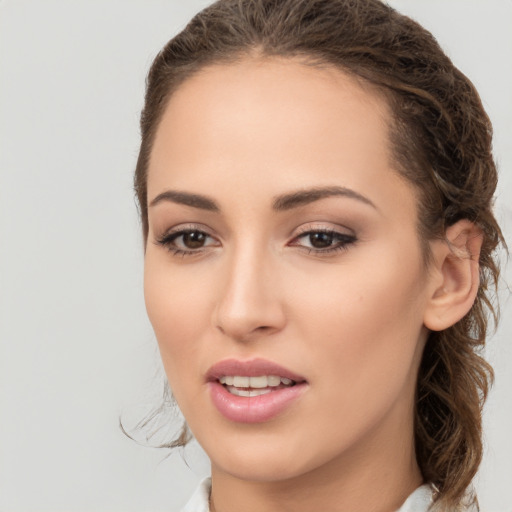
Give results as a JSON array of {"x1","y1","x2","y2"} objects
[{"x1": 213, "y1": 244, "x2": 286, "y2": 342}]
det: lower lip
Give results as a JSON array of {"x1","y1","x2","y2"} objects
[{"x1": 208, "y1": 381, "x2": 307, "y2": 423}]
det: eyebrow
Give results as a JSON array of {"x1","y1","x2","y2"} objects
[
  {"x1": 149, "y1": 185, "x2": 376, "y2": 212},
  {"x1": 272, "y1": 186, "x2": 377, "y2": 211},
  {"x1": 149, "y1": 190, "x2": 220, "y2": 211}
]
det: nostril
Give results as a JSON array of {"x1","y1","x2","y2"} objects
[{"x1": 216, "y1": 323, "x2": 278, "y2": 343}]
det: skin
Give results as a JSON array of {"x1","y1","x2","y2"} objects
[{"x1": 143, "y1": 58, "x2": 481, "y2": 512}]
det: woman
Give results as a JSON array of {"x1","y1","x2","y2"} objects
[{"x1": 134, "y1": 0, "x2": 505, "y2": 510}]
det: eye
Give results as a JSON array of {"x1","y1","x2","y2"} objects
[
  {"x1": 156, "y1": 228, "x2": 219, "y2": 256},
  {"x1": 290, "y1": 229, "x2": 357, "y2": 255},
  {"x1": 305, "y1": 231, "x2": 337, "y2": 249},
  {"x1": 174, "y1": 230, "x2": 210, "y2": 249}
]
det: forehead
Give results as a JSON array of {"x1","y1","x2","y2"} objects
[{"x1": 147, "y1": 57, "x2": 412, "y2": 215}]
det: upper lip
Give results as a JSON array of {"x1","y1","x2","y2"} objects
[{"x1": 206, "y1": 358, "x2": 307, "y2": 383}]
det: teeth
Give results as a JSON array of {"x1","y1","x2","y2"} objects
[
  {"x1": 218, "y1": 375, "x2": 295, "y2": 388},
  {"x1": 233, "y1": 376, "x2": 250, "y2": 387},
  {"x1": 226, "y1": 386, "x2": 273, "y2": 397},
  {"x1": 267, "y1": 375, "x2": 281, "y2": 386},
  {"x1": 249, "y1": 376, "x2": 269, "y2": 388}
]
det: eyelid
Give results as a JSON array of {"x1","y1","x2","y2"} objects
[
  {"x1": 157, "y1": 223, "x2": 216, "y2": 239},
  {"x1": 288, "y1": 222, "x2": 358, "y2": 255},
  {"x1": 293, "y1": 222, "x2": 355, "y2": 238}
]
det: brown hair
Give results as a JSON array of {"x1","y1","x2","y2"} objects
[{"x1": 134, "y1": 0, "x2": 505, "y2": 509}]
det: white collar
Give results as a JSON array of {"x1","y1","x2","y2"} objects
[{"x1": 181, "y1": 477, "x2": 441, "y2": 512}]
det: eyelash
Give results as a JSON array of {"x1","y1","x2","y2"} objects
[
  {"x1": 290, "y1": 228, "x2": 357, "y2": 255},
  {"x1": 156, "y1": 226, "x2": 357, "y2": 257},
  {"x1": 156, "y1": 226, "x2": 218, "y2": 257}
]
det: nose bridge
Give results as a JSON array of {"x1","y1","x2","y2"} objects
[{"x1": 214, "y1": 235, "x2": 285, "y2": 340}]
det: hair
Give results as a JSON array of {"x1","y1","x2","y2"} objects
[{"x1": 133, "y1": 0, "x2": 505, "y2": 509}]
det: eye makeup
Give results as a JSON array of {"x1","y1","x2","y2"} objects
[
  {"x1": 155, "y1": 222, "x2": 358, "y2": 259},
  {"x1": 289, "y1": 228, "x2": 357, "y2": 256},
  {"x1": 155, "y1": 223, "x2": 220, "y2": 257}
]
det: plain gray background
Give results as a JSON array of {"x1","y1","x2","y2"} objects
[{"x1": 1, "y1": 1, "x2": 511, "y2": 511}]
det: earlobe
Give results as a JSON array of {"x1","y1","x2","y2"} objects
[{"x1": 423, "y1": 220, "x2": 483, "y2": 332}]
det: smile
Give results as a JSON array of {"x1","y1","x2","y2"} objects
[
  {"x1": 207, "y1": 359, "x2": 307, "y2": 423},
  {"x1": 219, "y1": 375, "x2": 296, "y2": 397}
]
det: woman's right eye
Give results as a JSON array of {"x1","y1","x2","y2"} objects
[{"x1": 156, "y1": 229, "x2": 219, "y2": 256}]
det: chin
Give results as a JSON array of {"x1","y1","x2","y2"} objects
[
  {"x1": 204, "y1": 429, "x2": 335, "y2": 484},
  {"x1": 214, "y1": 455, "x2": 309, "y2": 483}
]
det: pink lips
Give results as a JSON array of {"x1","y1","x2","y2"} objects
[{"x1": 206, "y1": 358, "x2": 308, "y2": 423}]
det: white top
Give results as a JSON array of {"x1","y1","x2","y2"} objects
[{"x1": 180, "y1": 477, "x2": 474, "y2": 512}]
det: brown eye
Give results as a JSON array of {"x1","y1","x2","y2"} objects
[
  {"x1": 309, "y1": 232, "x2": 335, "y2": 248},
  {"x1": 291, "y1": 229, "x2": 357, "y2": 254},
  {"x1": 157, "y1": 228, "x2": 219, "y2": 255},
  {"x1": 182, "y1": 231, "x2": 208, "y2": 249}
]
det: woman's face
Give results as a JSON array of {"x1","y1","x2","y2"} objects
[{"x1": 144, "y1": 58, "x2": 434, "y2": 482}]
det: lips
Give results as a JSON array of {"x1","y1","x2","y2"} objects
[
  {"x1": 207, "y1": 357, "x2": 305, "y2": 379},
  {"x1": 206, "y1": 358, "x2": 308, "y2": 423}
]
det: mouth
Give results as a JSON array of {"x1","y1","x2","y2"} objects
[
  {"x1": 206, "y1": 359, "x2": 308, "y2": 423},
  {"x1": 218, "y1": 374, "x2": 297, "y2": 397}
]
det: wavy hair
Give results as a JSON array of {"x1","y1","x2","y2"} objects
[{"x1": 133, "y1": 1, "x2": 505, "y2": 509}]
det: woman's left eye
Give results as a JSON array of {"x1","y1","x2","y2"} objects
[{"x1": 290, "y1": 230, "x2": 357, "y2": 254}]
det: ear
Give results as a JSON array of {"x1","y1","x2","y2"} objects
[{"x1": 423, "y1": 220, "x2": 483, "y2": 332}]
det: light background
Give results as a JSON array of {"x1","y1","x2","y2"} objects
[{"x1": 0, "y1": 1, "x2": 510, "y2": 511}]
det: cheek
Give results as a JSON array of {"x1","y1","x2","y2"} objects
[
  {"x1": 143, "y1": 258, "x2": 211, "y2": 375},
  {"x1": 143, "y1": 260, "x2": 216, "y2": 423},
  {"x1": 289, "y1": 248, "x2": 427, "y2": 392},
  {"x1": 275, "y1": 253, "x2": 427, "y2": 458}
]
